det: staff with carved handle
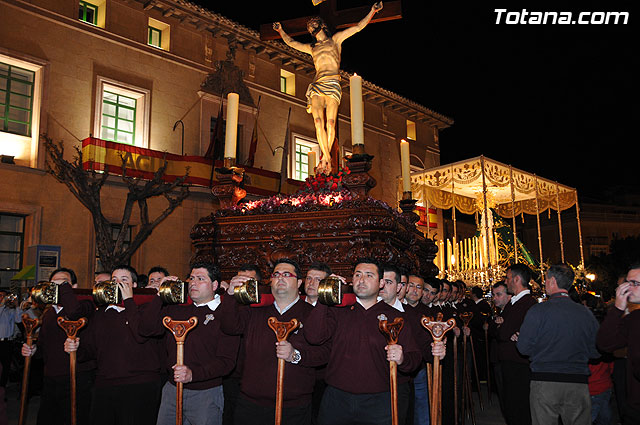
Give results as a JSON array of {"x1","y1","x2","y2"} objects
[
  {"x1": 378, "y1": 316, "x2": 404, "y2": 425},
  {"x1": 421, "y1": 316, "x2": 455, "y2": 425},
  {"x1": 267, "y1": 317, "x2": 299, "y2": 425},
  {"x1": 18, "y1": 314, "x2": 40, "y2": 425},
  {"x1": 57, "y1": 317, "x2": 86, "y2": 425},
  {"x1": 163, "y1": 316, "x2": 198, "y2": 425}
]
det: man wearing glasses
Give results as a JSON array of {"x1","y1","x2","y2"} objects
[
  {"x1": 220, "y1": 258, "x2": 329, "y2": 425},
  {"x1": 597, "y1": 262, "x2": 640, "y2": 425}
]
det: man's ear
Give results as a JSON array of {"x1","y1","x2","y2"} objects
[
  {"x1": 297, "y1": 279, "x2": 303, "y2": 289},
  {"x1": 379, "y1": 279, "x2": 385, "y2": 289},
  {"x1": 212, "y1": 280, "x2": 219, "y2": 292},
  {"x1": 133, "y1": 282, "x2": 137, "y2": 288}
]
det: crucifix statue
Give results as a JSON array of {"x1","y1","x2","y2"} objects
[{"x1": 271, "y1": 1, "x2": 392, "y2": 174}]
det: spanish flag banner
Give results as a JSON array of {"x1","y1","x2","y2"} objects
[
  {"x1": 416, "y1": 206, "x2": 438, "y2": 229},
  {"x1": 81, "y1": 137, "x2": 300, "y2": 195}
]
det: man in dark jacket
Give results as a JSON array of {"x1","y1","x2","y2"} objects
[
  {"x1": 517, "y1": 263, "x2": 599, "y2": 425},
  {"x1": 597, "y1": 262, "x2": 640, "y2": 425},
  {"x1": 497, "y1": 263, "x2": 537, "y2": 425}
]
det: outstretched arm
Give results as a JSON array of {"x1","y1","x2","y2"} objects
[
  {"x1": 273, "y1": 22, "x2": 312, "y2": 55},
  {"x1": 334, "y1": 2, "x2": 383, "y2": 44}
]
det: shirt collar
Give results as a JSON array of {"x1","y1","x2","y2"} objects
[
  {"x1": 53, "y1": 305, "x2": 63, "y2": 314},
  {"x1": 510, "y1": 289, "x2": 531, "y2": 304},
  {"x1": 275, "y1": 296, "x2": 299, "y2": 315},
  {"x1": 105, "y1": 305, "x2": 125, "y2": 313},
  {"x1": 193, "y1": 294, "x2": 221, "y2": 311},
  {"x1": 305, "y1": 297, "x2": 318, "y2": 307}
]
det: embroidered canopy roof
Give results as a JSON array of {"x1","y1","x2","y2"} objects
[{"x1": 408, "y1": 156, "x2": 578, "y2": 218}]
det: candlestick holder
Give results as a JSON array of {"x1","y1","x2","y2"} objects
[
  {"x1": 342, "y1": 146, "x2": 376, "y2": 199},
  {"x1": 212, "y1": 158, "x2": 246, "y2": 208},
  {"x1": 398, "y1": 193, "x2": 419, "y2": 225}
]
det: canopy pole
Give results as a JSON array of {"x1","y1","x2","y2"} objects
[
  {"x1": 481, "y1": 156, "x2": 491, "y2": 267},
  {"x1": 451, "y1": 165, "x2": 458, "y2": 272},
  {"x1": 575, "y1": 190, "x2": 585, "y2": 267},
  {"x1": 509, "y1": 166, "x2": 518, "y2": 264},
  {"x1": 422, "y1": 174, "x2": 429, "y2": 238},
  {"x1": 555, "y1": 182, "x2": 565, "y2": 263},
  {"x1": 534, "y1": 175, "x2": 544, "y2": 270}
]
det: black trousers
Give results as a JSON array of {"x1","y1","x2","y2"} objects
[
  {"x1": 234, "y1": 394, "x2": 312, "y2": 425},
  {"x1": 500, "y1": 361, "x2": 531, "y2": 425},
  {"x1": 90, "y1": 380, "x2": 161, "y2": 425},
  {"x1": 0, "y1": 340, "x2": 13, "y2": 388},
  {"x1": 318, "y1": 383, "x2": 410, "y2": 425},
  {"x1": 37, "y1": 370, "x2": 95, "y2": 425}
]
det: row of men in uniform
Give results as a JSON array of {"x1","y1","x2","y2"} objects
[{"x1": 15, "y1": 258, "x2": 501, "y2": 425}]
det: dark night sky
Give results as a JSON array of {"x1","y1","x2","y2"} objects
[{"x1": 199, "y1": 0, "x2": 637, "y2": 202}]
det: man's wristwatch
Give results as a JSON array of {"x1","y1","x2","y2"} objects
[{"x1": 290, "y1": 349, "x2": 302, "y2": 364}]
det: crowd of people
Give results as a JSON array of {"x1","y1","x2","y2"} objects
[{"x1": 0, "y1": 258, "x2": 638, "y2": 425}]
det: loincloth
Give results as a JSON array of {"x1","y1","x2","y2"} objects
[{"x1": 305, "y1": 76, "x2": 342, "y2": 113}]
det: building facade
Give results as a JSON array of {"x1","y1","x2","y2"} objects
[{"x1": 0, "y1": 0, "x2": 452, "y2": 287}]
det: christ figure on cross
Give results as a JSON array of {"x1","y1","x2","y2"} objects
[{"x1": 273, "y1": 2, "x2": 383, "y2": 175}]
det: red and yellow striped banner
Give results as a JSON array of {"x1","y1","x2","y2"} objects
[
  {"x1": 416, "y1": 206, "x2": 438, "y2": 228},
  {"x1": 81, "y1": 137, "x2": 301, "y2": 195}
]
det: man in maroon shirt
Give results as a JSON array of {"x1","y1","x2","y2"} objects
[
  {"x1": 498, "y1": 263, "x2": 537, "y2": 425},
  {"x1": 303, "y1": 258, "x2": 428, "y2": 425},
  {"x1": 21, "y1": 267, "x2": 95, "y2": 425},
  {"x1": 597, "y1": 262, "x2": 640, "y2": 425},
  {"x1": 139, "y1": 261, "x2": 240, "y2": 425},
  {"x1": 220, "y1": 258, "x2": 329, "y2": 425},
  {"x1": 65, "y1": 265, "x2": 161, "y2": 425}
]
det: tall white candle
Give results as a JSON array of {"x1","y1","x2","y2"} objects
[
  {"x1": 307, "y1": 151, "x2": 317, "y2": 176},
  {"x1": 400, "y1": 139, "x2": 411, "y2": 193},
  {"x1": 224, "y1": 93, "x2": 239, "y2": 159},
  {"x1": 350, "y1": 74, "x2": 364, "y2": 146}
]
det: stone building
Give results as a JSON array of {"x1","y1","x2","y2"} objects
[{"x1": 0, "y1": 0, "x2": 452, "y2": 287}]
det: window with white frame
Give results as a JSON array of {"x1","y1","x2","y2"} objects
[
  {"x1": 0, "y1": 213, "x2": 25, "y2": 287},
  {"x1": 78, "y1": 0, "x2": 106, "y2": 28},
  {"x1": 0, "y1": 62, "x2": 34, "y2": 137},
  {"x1": 280, "y1": 69, "x2": 295, "y2": 96},
  {"x1": 94, "y1": 77, "x2": 150, "y2": 147},
  {"x1": 148, "y1": 18, "x2": 170, "y2": 51},
  {"x1": 292, "y1": 135, "x2": 319, "y2": 181},
  {"x1": 0, "y1": 53, "x2": 44, "y2": 166}
]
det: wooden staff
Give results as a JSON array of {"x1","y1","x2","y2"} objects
[
  {"x1": 19, "y1": 314, "x2": 41, "y2": 425},
  {"x1": 57, "y1": 317, "x2": 87, "y2": 425},
  {"x1": 459, "y1": 311, "x2": 484, "y2": 411},
  {"x1": 421, "y1": 316, "x2": 455, "y2": 425},
  {"x1": 481, "y1": 312, "x2": 492, "y2": 405},
  {"x1": 453, "y1": 334, "x2": 458, "y2": 425},
  {"x1": 163, "y1": 316, "x2": 198, "y2": 425},
  {"x1": 379, "y1": 316, "x2": 404, "y2": 425},
  {"x1": 267, "y1": 317, "x2": 299, "y2": 425}
]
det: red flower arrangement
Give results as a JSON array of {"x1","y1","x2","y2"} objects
[{"x1": 300, "y1": 165, "x2": 350, "y2": 194}]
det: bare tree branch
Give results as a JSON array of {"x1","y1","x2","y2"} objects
[{"x1": 43, "y1": 135, "x2": 192, "y2": 271}]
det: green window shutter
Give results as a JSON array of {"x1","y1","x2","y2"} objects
[{"x1": 0, "y1": 62, "x2": 35, "y2": 137}]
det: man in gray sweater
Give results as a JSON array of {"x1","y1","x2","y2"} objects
[{"x1": 517, "y1": 263, "x2": 600, "y2": 425}]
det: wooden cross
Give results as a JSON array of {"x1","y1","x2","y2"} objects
[{"x1": 260, "y1": 0, "x2": 403, "y2": 40}]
